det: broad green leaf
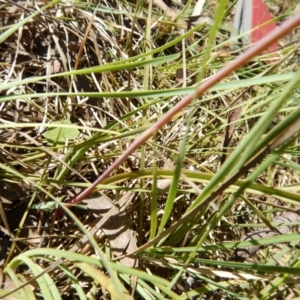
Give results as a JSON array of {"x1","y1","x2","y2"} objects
[{"x1": 44, "y1": 120, "x2": 79, "y2": 144}]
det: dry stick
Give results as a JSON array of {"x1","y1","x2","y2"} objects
[
  {"x1": 73, "y1": 6, "x2": 96, "y2": 71},
  {"x1": 68, "y1": 13, "x2": 300, "y2": 206}
]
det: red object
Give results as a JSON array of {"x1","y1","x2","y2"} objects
[
  {"x1": 251, "y1": 0, "x2": 277, "y2": 51},
  {"x1": 232, "y1": 0, "x2": 278, "y2": 52}
]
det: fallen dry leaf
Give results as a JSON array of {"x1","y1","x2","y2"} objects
[
  {"x1": 83, "y1": 192, "x2": 138, "y2": 268},
  {"x1": 49, "y1": 59, "x2": 62, "y2": 74},
  {"x1": 155, "y1": 179, "x2": 172, "y2": 191},
  {"x1": 232, "y1": 212, "x2": 300, "y2": 261}
]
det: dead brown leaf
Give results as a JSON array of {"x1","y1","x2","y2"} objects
[
  {"x1": 49, "y1": 59, "x2": 62, "y2": 74},
  {"x1": 232, "y1": 212, "x2": 300, "y2": 261},
  {"x1": 83, "y1": 192, "x2": 138, "y2": 268}
]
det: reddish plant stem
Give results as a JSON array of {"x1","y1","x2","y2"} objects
[{"x1": 68, "y1": 13, "x2": 300, "y2": 205}]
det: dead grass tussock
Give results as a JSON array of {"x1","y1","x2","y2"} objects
[{"x1": 0, "y1": 0, "x2": 300, "y2": 298}]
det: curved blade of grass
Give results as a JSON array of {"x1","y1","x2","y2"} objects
[
  {"x1": 20, "y1": 257, "x2": 60, "y2": 300},
  {"x1": 19, "y1": 248, "x2": 171, "y2": 286},
  {"x1": 28, "y1": 167, "x2": 300, "y2": 205},
  {"x1": 0, "y1": 54, "x2": 179, "y2": 92},
  {"x1": 54, "y1": 261, "x2": 86, "y2": 300},
  {"x1": 32, "y1": 257, "x2": 87, "y2": 299},
  {"x1": 0, "y1": 72, "x2": 294, "y2": 102},
  {"x1": 75, "y1": 262, "x2": 133, "y2": 300},
  {"x1": 1, "y1": 267, "x2": 30, "y2": 300},
  {"x1": 15, "y1": 274, "x2": 36, "y2": 300},
  {"x1": 7, "y1": 256, "x2": 55, "y2": 300},
  {"x1": 3, "y1": 164, "x2": 300, "y2": 207},
  {"x1": 0, "y1": 164, "x2": 126, "y2": 299},
  {"x1": 18, "y1": 250, "x2": 180, "y2": 298}
]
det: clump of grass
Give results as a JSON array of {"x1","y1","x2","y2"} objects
[{"x1": 0, "y1": 0, "x2": 300, "y2": 299}]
